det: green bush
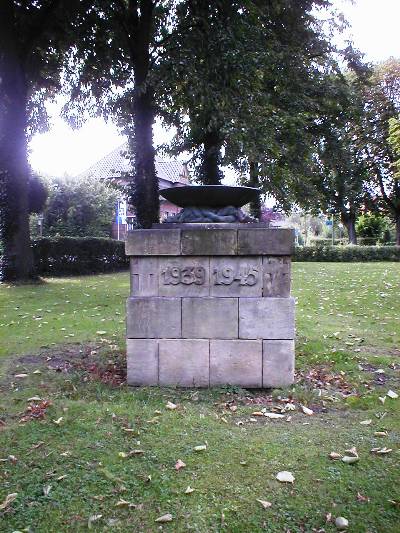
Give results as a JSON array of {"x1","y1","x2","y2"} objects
[
  {"x1": 293, "y1": 245, "x2": 400, "y2": 262},
  {"x1": 32, "y1": 237, "x2": 129, "y2": 276}
]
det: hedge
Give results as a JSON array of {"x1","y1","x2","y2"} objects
[
  {"x1": 32, "y1": 237, "x2": 129, "y2": 276},
  {"x1": 309, "y1": 237, "x2": 394, "y2": 246},
  {"x1": 293, "y1": 245, "x2": 400, "y2": 262}
]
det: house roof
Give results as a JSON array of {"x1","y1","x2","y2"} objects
[{"x1": 79, "y1": 143, "x2": 188, "y2": 185}]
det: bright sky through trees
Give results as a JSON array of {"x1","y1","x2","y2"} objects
[{"x1": 29, "y1": 0, "x2": 400, "y2": 179}]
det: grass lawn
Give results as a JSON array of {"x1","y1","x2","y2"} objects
[{"x1": 0, "y1": 263, "x2": 399, "y2": 532}]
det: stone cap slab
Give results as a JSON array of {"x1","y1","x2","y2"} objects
[
  {"x1": 238, "y1": 228, "x2": 294, "y2": 256},
  {"x1": 126, "y1": 227, "x2": 294, "y2": 256}
]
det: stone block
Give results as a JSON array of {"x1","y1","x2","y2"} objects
[
  {"x1": 210, "y1": 257, "x2": 262, "y2": 297},
  {"x1": 263, "y1": 257, "x2": 291, "y2": 297},
  {"x1": 158, "y1": 257, "x2": 210, "y2": 297},
  {"x1": 159, "y1": 339, "x2": 209, "y2": 387},
  {"x1": 127, "y1": 339, "x2": 158, "y2": 386},
  {"x1": 182, "y1": 297, "x2": 238, "y2": 339},
  {"x1": 210, "y1": 340, "x2": 262, "y2": 387},
  {"x1": 181, "y1": 229, "x2": 237, "y2": 255},
  {"x1": 239, "y1": 297, "x2": 295, "y2": 339},
  {"x1": 126, "y1": 297, "x2": 181, "y2": 338},
  {"x1": 125, "y1": 229, "x2": 181, "y2": 256},
  {"x1": 263, "y1": 340, "x2": 295, "y2": 387},
  {"x1": 237, "y1": 228, "x2": 294, "y2": 256},
  {"x1": 130, "y1": 257, "x2": 159, "y2": 296}
]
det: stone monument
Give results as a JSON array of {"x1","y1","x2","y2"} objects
[{"x1": 125, "y1": 185, "x2": 295, "y2": 388}]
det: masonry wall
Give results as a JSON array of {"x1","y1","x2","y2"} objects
[{"x1": 125, "y1": 226, "x2": 295, "y2": 388}]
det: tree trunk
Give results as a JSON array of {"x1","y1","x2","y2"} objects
[
  {"x1": 395, "y1": 212, "x2": 400, "y2": 246},
  {"x1": 126, "y1": 0, "x2": 159, "y2": 229},
  {"x1": 201, "y1": 129, "x2": 223, "y2": 185},
  {"x1": 131, "y1": 87, "x2": 159, "y2": 229},
  {"x1": 0, "y1": 1, "x2": 35, "y2": 281},
  {"x1": 248, "y1": 161, "x2": 261, "y2": 219},
  {"x1": 341, "y1": 212, "x2": 357, "y2": 245}
]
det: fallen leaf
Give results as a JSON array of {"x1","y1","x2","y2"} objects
[
  {"x1": 194, "y1": 445, "x2": 207, "y2": 452},
  {"x1": 356, "y1": 492, "x2": 370, "y2": 503},
  {"x1": 386, "y1": 390, "x2": 398, "y2": 399},
  {"x1": 88, "y1": 514, "x2": 102, "y2": 528},
  {"x1": 374, "y1": 431, "x2": 388, "y2": 437},
  {"x1": 359, "y1": 419, "x2": 372, "y2": 425},
  {"x1": 165, "y1": 401, "x2": 177, "y2": 410},
  {"x1": 335, "y1": 516, "x2": 349, "y2": 529},
  {"x1": 345, "y1": 446, "x2": 358, "y2": 457},
  {"x1": 53, "y1": 417, "x2": 63, "y2": 425},
  {"x1": 329, "y1": 452, "x2": 342, "y2": 460},
  {"x1": 371, "y1": 447, "x2": 392, "y2": 454},
  {"x1": 175, "y1": 459, "x2": 186, "y2": 471},
  {"x1": 129, "y1": 449, "x2": 144, "y2": 456},
  {"x1": 301, "y1": 405, "x2": 314, "y2": 416},
  {"x1": 0, "y1": 493, "x2": 17, "y2": 510},
  {"x1": 252, "y1": 411, "x2": 264, "y2": 417},
  {"x1": 276, "y1": 471, "x2": 295, "y2": 483},
  {"x1": 185, "y1": 486, "x2": 195, "y2": 494},
  {"x1": 341, "y1": 456, "x2": 359, "y2": 464},
  {"x1": 155, "y1": 513, "x2": 173, "y2": 523},
  {"x1": 378, "y1": 396, "x2": 386, "y2": 404},
  {"x1": 257, "y1": 499, "x2": 272, "y2": 509}
]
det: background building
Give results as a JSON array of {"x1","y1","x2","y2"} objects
[{"x1": 80, "y1": 143, "x2": 189, "y2": 238}]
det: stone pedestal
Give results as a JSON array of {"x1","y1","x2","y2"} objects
[{"x1": 125, "y1": 225, "x2": 295, "y2": 388}]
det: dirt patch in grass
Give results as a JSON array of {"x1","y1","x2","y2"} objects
[
  {"x1": 357, "y1": 345, "x2": 400, "y2": 358},
  {"x1": 1, "y1": 342, "x2": 126, "y2": 390}
]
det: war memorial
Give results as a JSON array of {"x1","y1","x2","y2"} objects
[{"x1": 125, "y1": 185, "x2": 295, "y2": 388}]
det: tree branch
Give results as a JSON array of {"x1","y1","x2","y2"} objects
[{"x1": 21, "y1": 0, "x2": 64, "y2": 62}]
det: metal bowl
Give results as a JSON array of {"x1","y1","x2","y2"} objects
[{"x1": 160, "y1": 185, "x2": 260, "y2": 208}]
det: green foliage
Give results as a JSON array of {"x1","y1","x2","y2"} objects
[
  {"x1": 294, "y1": 245, "x2": 400, "y2": 262},
  {"x1": 39, "y1": 175, "x2": 118, "y2": 238},
  {"x1": 28, "y1": 174, "x2": 48, "y2": 214},
  {"x1": 160, "y1": 1, "x2": 337, "y2": 185},
  {"x1": 388, "y1": 116, "x2": 400, "y2": 179},
  {"x1": 32, "y1": 237, "x2": 128, "y2": 276},
  {"x1": 356, "y1": 213, "x2": 390, "y2": 239}
]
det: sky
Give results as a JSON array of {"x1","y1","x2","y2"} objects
[{"x1": 29, "y1": 0, "x2": 400, "y2": 179}]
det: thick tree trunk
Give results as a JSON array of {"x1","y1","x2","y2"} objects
[
  {"x1": 126, "y1": 0, "x2": 159, "y2": 229},
  {"x1": 341, "y1": 212, "x2": 357, "y2": 245},
  {"x1": 131, "y1": 88, "x2": 159, "y2": 228},
  {"x1": 0, "y1": 1, "x2": 35, "y2": 281},
  {"x1": 248, "y1": 161, "x2": 261, "y2": 219},
  {"x1": 201, "y1": 129, "x2": 223, "y2": 185}
]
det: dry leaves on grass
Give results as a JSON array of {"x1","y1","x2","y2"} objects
[
  {"x1": 276, "y1": 471, "x2": 295, "y2": 483},
  {"x1": 175, "y1": 459, "x2": 186, "y2": 471},
  {"x1": 19, "y1": 400, "x2": 51, "y2": 423},
  {"x1": 257, "y1": 499, "x2": 272, "y2": 509},
  {"x1": 155, "y1": 513, "x2": 173, "y2": 523},
  {"x1": 0, "y1": 493, "x2": 17, "y2": 510}
]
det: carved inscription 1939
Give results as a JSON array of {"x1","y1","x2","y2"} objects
[{"x1": 161, "y1": 266, "x2": 206, "y2": 285}]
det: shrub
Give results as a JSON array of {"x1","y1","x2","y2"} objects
[
  {"x1": 32, "y1": 237, "x2": 129, "y2": 276},
  {"x1": 293, "y1": 245, "x2": 400, "y2": 262}
]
